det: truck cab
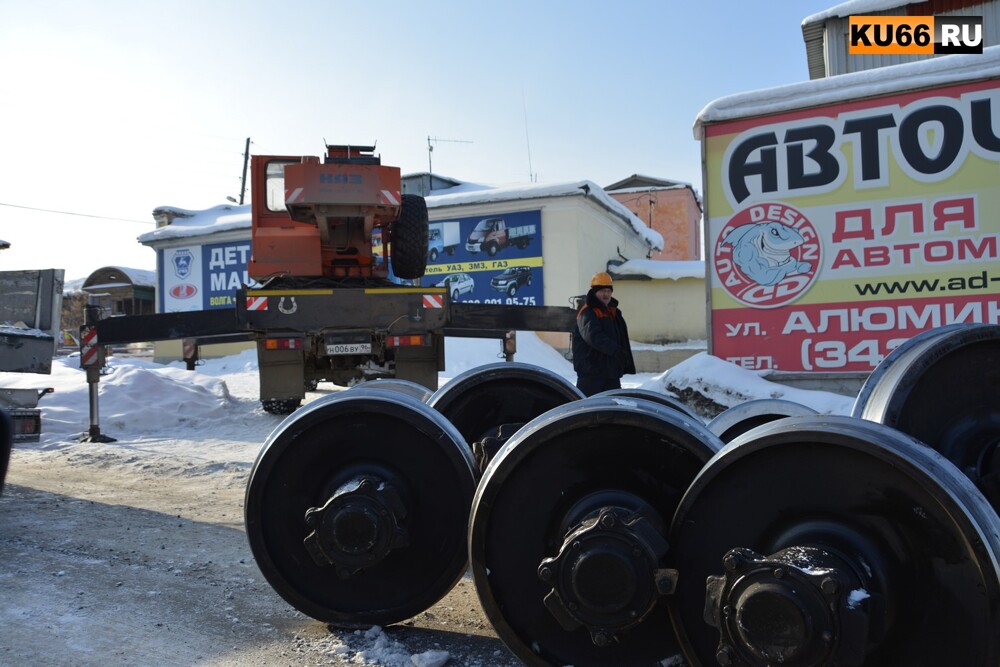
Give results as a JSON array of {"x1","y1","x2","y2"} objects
[{"x1": 466, "y1": 217, "x2": 506, "y2": 255}]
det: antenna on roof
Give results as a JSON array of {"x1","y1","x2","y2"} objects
[
  {"x1": 427, "y1": 135, "x2": 473, "y2": 174},
  {"x1": 522, "y1": 86, "x2": 536, "y2": 182}
]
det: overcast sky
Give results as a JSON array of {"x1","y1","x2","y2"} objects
[{"x1": 0, "y1": 0, "x2": 840, "y2": 279}]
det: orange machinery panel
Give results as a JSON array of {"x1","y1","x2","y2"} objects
[
  {"x1": 248, "y1": 225, "x2": 323, "y2": 279},
  {"x1": 283, "y1": 159, "x2": 401, "y2": 211}
]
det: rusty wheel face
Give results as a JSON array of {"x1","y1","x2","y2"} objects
[
  {"x1": 670, "y1": 416, "x2": 1000, "y2": 667},
  {"x1": 244, "y1": 389, "x2": 476, "y2": 626},
  {"x1": 707, "y1": 399, "x2": 818, "y2": 443},
  {"x1": 469, "y1": 397, "x2": 722, "y2": 666},
  {"x1": 853, "y1": 323, "x2": 1000, "y2": 514},
  {"x1": 428, "y1": 362, "x2": 583, "y2": 448}
]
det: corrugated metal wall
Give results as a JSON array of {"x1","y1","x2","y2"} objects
[{"x1": 818, "y1": 1, "x2": 999, "y2": 77}]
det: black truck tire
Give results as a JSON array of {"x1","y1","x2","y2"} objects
[{"x1": 391, "y1": 195, "x2": 429, "y2": 279}]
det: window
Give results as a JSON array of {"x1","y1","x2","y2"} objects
[{"x1": 265, "y1": 161, "x2": 296, "y2": 212}]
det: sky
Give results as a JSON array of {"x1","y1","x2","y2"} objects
[{"x1": 0, "y1": 0, "x2": 844, "y2": 280}]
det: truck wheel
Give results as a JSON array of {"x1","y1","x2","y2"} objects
[
  {"x1": 262, "y1": 398, "x2": 300, "y2": 415},
  {"x1": 487, "y1": 243, "x2": 498, "y2": 257},
  {"x1": 391, "y1": 195, "x2": 429, "y2": 279},
  {"x1": 429, "y1": 248, "x2": 439, "y2": 262}
]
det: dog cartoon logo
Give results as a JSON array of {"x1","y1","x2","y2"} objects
[
  {"x1": 714, "y1": 203, "x2": 820, "y2": 308},
  {"x1": 723, "y1": 222, "x2": 813, "y2": 286}
]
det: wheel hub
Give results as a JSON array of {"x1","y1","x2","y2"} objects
[
  {"x1": 706, "y1": 546, "x2": 871, "y2": 666},
  {"x1": 538, "y1": 507, "x2": 677, "y2": 647},
  {"x1": 303, "y1": 476, "x2": 408, "y2": 578}
]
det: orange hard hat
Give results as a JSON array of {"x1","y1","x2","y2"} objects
[{"x1": 590, "y1": 272, "x2": 614, "y2": 289}]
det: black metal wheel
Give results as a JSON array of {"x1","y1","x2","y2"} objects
[
  {"x1": 852, "y1": 323, "x2": 969, "y2": 411},
  {"x1": 707, "y1": 398, "x2": 818, "y2": 443},
  {"x1": 356, "y1": 378, "x2": 432, "y2": 403},
  {"x1": 428, "y1": 362, "x2": 583, "y2": 451},
  {"x1": 852, "y1": 323, "x2": 1000, "y2": 514},
  {"x1": 592, "y1": 388, "x2": 701, "y2": 421},
  {"x1": 244, "y1": 389, "x2": 476, "y2": 626},
  {"x1": 469, "y1": 397, "x2": 723, "y2": 666},
  {"x1": 669, "y1": 415, "x2": 1000, "y2": 666}
]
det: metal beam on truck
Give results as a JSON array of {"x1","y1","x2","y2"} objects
[
  {"x1": 95, "y1": 309, "x2": 244, "y2": 345},
  {"x1": 448, "y1": 303, "x2": 576, "y2": 333}
]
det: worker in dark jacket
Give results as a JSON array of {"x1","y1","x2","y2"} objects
[{"x1": 572, "y1": 272, "x2": 636, "y2": 396}]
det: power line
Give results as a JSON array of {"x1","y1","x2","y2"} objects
[{"x1": 0, "y1": 202, "x2": 152, "y2": 225}]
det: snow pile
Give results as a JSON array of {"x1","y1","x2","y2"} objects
[{"x1": 639, "y1": 352, "x2": 854, "y2": 416}]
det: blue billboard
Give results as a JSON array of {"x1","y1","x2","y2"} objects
[
  {"x1": 424, "y1": 209, "x2": 544, "y2": 306},
  {"x1": 158, "y1": 240, "x2": 253, "y2": 312}
]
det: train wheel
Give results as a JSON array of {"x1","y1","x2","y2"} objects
[
  {"x1": 670, "y1": 415, "x2": 1000, "y2": 666},
  {"x1": 469, "y1": 397, "x2": 722, "y2": 666},
  {"x1": 428, "y1": 362, "x2": 583, "y2": 454},
  {"x1": 852, "y1": 323, "x2": 1000, "y2": 514},
  {"x1": 852, "y1": 322, "x2": 969, "y2": 411},
  {"x1": 592, "y1": 387, "x2": 701, "y2": 421},
  {"x1": 707, "y1": 398, "x2": 818, "y2": 443},
  {"x1": 356, "y1": 378, "x2": 432, "y2": 403},
  {"x1": 244, "y1": 389, "x2": 476, "y2": 626}
]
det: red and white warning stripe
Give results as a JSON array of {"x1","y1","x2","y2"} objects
[
  {"x1": 80, "y1": 326, "x2": 99, "y2": 368},
  {"x1": 285, "y1": 188, "x2": 304, "y2": 204},
  {"x1": 380, "y1": 189, "x2": 401, "y2": 206},
  {"x1": 423, "y1": 294, "x2": 444, "y2": 309},
  {"x1": 247, "y1": 296, "x2": 269, "y2": 311}
]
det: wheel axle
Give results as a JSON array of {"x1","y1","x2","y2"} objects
[{"x1": 303, "y1": 475, "x2": 409, "y2": 577}]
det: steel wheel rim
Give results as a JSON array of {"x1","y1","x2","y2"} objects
[
  {"x1": 470, "y1": 397, "x2": 722, "y2": 666},
  {"x1": 707, "y1": 398, "x2": 818, "y2": 443},
  {"x1": 429, "y1": 362, "x2": 583, "y2": 448},
  {"x1": 853, "y1": 324, "x2": 1000, "y2": 514},
  {"x1": 669, "y1": 415, "x2": 1000, "y2": 666},
  {"x1": 245, "y1": 389, "x2": 476, "y2": 625}
]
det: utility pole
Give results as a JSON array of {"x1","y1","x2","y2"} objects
[
  {"x1": 239, "y1": 137, "x2": 250, "y2": 205},
  {"x1": 427, "y1": 135, "x2": 472, "y2": 174}
]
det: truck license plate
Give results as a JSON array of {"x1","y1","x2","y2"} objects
[{"x1": 326, "y1": 343, "x2": 372, "y2": 355}]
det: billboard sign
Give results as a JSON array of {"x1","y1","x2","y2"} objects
[
  {"x1": 424, "y1": 209, "x2": 544, "y2": 306},
  {"x1": 705, "y1": 78, "x2": 1000, "y2": 373},
  {"x1": 160, "y1": 241, "x2": 254, "y2": 312}
]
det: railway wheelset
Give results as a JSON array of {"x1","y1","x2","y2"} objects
[{"x1": 244, "y1": 324, "x2": 1000, "y2": 666}]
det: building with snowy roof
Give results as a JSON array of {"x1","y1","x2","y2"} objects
[
  {"x1": 802, "y1": 0, "x2": 999, "y2": 79},
  {"x1": 138, "y1": 176, "x2": 707, "y2": 367},
  {"x1": 80, "y1": 266, "x2": 156, "y2": 317}
]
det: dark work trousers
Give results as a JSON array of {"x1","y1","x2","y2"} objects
[{"x1": 576, "y1": 375, "x2": 622, "y2": 397}]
